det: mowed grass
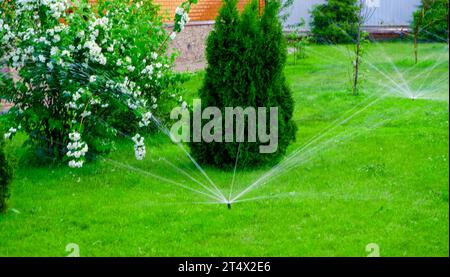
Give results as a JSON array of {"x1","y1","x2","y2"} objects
[{"x1": 0, "y1": 42, "x2": 448, "y2": 256}]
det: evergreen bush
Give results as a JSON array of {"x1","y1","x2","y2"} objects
[
  {"x1": 188, "y1": 0, "x2": 296, "y2": 168},
  {"x1": 310, "y1": 0, "x2": 359, "y2": 44}
]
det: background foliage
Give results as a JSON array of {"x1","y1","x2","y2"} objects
[
  {"x1": 310, "y1": 0, "x2": 359, "y2": 44},
  {"x1": 412, "y1": 0, "x2": 449, "y2": 42}
]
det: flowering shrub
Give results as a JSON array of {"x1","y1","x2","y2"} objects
[{"x1": 0, "y1": 0, "x2": 196, "y2": 167}]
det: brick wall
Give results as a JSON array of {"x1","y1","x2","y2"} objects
[
  {"x1": 154, "y1": 0, "x2": 265, "y2": 21},
  {"x1": 87, "y1": 1, "x2": 264, "y2": 21}
]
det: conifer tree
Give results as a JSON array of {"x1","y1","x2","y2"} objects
[{"x1": 189, "y1": 0, "x2": 296, "y2": 168}]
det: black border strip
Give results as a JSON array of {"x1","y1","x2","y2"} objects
[{"x1": 0, "y1": 257, "x2": 449, "y2": 275}]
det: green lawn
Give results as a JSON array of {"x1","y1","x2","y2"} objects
[{"x1": 0, "y1": 42, "x2": 448, "y2": 256}]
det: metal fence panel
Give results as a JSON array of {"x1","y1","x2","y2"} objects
[{"x1": 282, "y1": 0, "x2": 422, "y2": 30}]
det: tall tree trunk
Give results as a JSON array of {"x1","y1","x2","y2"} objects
[
  {"x1": 353, "y1": 10, "x2": 362, "y2": 96},
  {"x1": 414, "y1": 28, "x2": 418, "y2": 64},
  {"x1": 414, "y1": 7, "x2": 425, "y2": 64}
]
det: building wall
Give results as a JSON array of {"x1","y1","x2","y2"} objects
[
  {"x1": 282, "y1": 0, "x2": 422, "y2": 30},
  {"x1": 281, "y1": 0, "x2": 325, "y2": 31},
  {"x1": 364, "y1": 0, "x2": 421, "y2": 27},
  {"x1": 154, "y1": 0, "x2": 265, "y2": 21}
]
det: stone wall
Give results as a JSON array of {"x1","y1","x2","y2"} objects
[{"x1": 168, "y1": 22, "x2": 214, "y2": 72}]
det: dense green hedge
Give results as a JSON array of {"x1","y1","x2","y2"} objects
[
  {"x1": 0, "y1": 132, "x2": 12, "y2": 213},
  {"x1": 310, "y1": 0, "x2": 359, "y2": 44},
  {"x1": 412, "y1": 0, "x2": 449, "y2": 42},
  {"x1": 188, "y1": 0, "x2": 296, "y2": 168}
]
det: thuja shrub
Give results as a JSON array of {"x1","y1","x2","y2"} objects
[
  {"x1": 0, "y1": 131, "x2": 12, "y2": 213},
  {"x1": 0, "y1": 0, "x2": 196, "y2": 167},
  {"x1": 310, "y1": 0, "x2": 359, "y2": 44},
  {"x1": 188, "y1": 0, "x2": 297, "y2": 168},
  {"x1": 412, "y1": 0, "x2": 449, "y2": 42}
]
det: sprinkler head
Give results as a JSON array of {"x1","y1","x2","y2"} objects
[{"x1": 227, "y1": 202, "x2": 231, "y2": 209}]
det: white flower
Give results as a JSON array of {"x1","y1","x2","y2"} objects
[
  {"x1": 151, "y1": 52, "x2": 158, "y2": 60},
  {"x1": 81, "y1": 111, "x2": 91, "y2": 117},
  {"x1": 98, "y1": 55, "x2": 107, "y2": 65},
  {"x1": 67, "y1": 131, "x2": 88, "y2": 168},
  {"x1": 38, "y1": 55, "x2": 46, "y2": 63},
  {"x1": 68, "y1": 160, "x2": 84, "y2": 168},
  {"x1": 61, "y1": 50, "x2": 70, "y2": 57},
  {"x1": 3, "y1": 127, "x2": 17, "y2": 140},
  {"x1": 127, "y1": 65, "x2": 135, "y2": 72},
  {"x1": 132, "y1": 133, "x2": 146, "y2": 160},
  {"x1": 69, "y1": 131, "x2": 81, "y2": 142},
  {"x1": 175, "y1": 7, "x2": 184, "y2": 16},
  {"x1": 182, "y1": 13, "x2": 190, "y2": 24},
  {"x1": 170, "y1": 32, "x2": 177, "y2": 40},
  {"x1": 84, "y1": 40, "x2": 105, "y2": 64},
  {"x1": 50, "y1": 46, "x2": 58, "y2": 56},
  {"x1": 132, "y1": 133, "x2": 143, "y2": 144},
  {"x1": 141, "y1": 65, "x2": 154, "y2": 76},
  {"x1": 67, "y1": 142, "x2": 80, "y2": 150},
  {"x1": 89, "y1": 75, "x2": 97, "y2": 83},
  {"x1": 116, "y1": 59, "x2": 122, "y2": 66},
  {"x1": 138, "y1": 111, "x2": 153, "y2": 127},
  {"x1": 73, "y1": 91, "x2": 82, "y2": 101},
  {"x1": 91, "y1": 29, "x2": 99, "y2": 38}
]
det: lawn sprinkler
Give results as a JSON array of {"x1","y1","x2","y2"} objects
[{"x1": 227, "y1": 202, "x2": 231, "y2": 209}]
